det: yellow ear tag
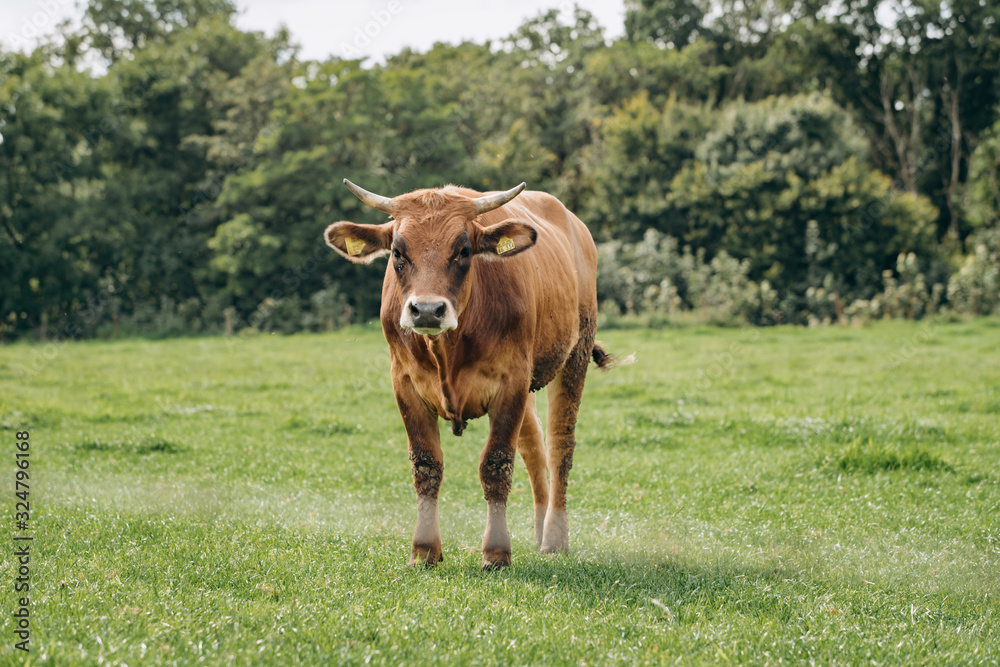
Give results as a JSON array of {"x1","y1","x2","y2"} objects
[
  {"x1": 345, "y1": 236, "x2": 366, "y2": 256},
  {"x1": 496, "y1": 236, "x2": 516, "y2": 254}
]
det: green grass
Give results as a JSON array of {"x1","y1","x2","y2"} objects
[{"x1": 1, "y1": 318, "x2": 998, "y2": 665}]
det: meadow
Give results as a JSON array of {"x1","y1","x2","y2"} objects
[{"x1": 0, "y1": 319, "x2": 998, "y2": 665}]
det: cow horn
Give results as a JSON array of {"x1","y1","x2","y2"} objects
[
  {"x1": 473, "y1": 182, "x2": 526, "y2": 215},
  {"x1": 343, "y1": 179, "x2": 394, "y2": 214}
]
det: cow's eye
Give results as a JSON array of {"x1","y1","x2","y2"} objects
[
  {"x1": 392, "y1": 248, "x2": 402, "y2": 260},
  {"x1": 458, "y1": 247, "x2": 471, "y2": 260}
]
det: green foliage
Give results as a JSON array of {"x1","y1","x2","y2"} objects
[
  {"x1": 862, "y1": 253, "x2": 944, "y2": 321},
  {"x1": 1, "y1": 0, "x2": 1000, "y2": 339},
  {"x1": 669, "y1": 95, "x2": 939, "y2": 301},
  {"x1": 586, "y1": 93, "x2": 709, "y2": 240},
  {"x1": 625, "y1": 0, "x2": 706, "y2": 49},
  {"x1": 0, "y1": 50, "x2": 121, "y2": 338},
  {"x1": 597, "y1": 229, "x2": 779, "y2": 325},
  {"x1": 965, "y1": 115, "x2": 1000, "y2": 229},
  {"x1": 584, "y1": 39, "x2": 726, "y2": 109},
  {"x1": 84, "y1": 0, "x2": 238, "y2": 62},
  {"x1": 799, "y1": 0, "x2": 1000, "y2": 237},
  {"x1": 202, "y1": 57, "x2": 387, "y2": 322},
  {"x1": 947, "y1": 227, "x2": 1000, "y2": 316},
  {"x1": 694, "y1": 93, "x2": 867, "y2": 179}
]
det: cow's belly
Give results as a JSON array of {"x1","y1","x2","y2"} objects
[
  {"x1": 529, "y1": 332, "x2": 577, "y2": 392},
  {"x1": 411, "y1": 334, "x2": 579, "y2": 422}
]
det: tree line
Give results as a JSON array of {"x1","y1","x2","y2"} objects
[{"x1": 2, "y1": 0, "x2": 999, "y2": 339}]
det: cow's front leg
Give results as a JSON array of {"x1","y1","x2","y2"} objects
[
  {"x1": 395, "y1": 379, "x2": 444, "y2": 567},
  {"x1": 480, "y1": 389, "x2": 528, "y2": 570}
]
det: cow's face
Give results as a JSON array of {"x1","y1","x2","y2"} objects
[{"x1": 325, "y1": 181, "x2": 536, "y2": 336}]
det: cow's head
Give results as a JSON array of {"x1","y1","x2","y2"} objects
[{"x1": 325, "y1": 180, "x2": 536, "y2": 336}]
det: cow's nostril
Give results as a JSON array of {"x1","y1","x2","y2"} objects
[{"x1": 408, "y1": 300, "x2": 449, "y2": 328}]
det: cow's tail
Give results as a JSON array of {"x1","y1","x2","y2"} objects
[{"x1": 591, "y1": 342, "x2": 635, "y2": 371}]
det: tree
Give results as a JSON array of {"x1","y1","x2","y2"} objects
[
  {"x1": 2, "y1": 0, "x2": 997, "y2": 338},
  {"x1": 88, "y1": 4, "x2": 289, "y2": 332},
  {"x1": 204, "y1": 58, "x2": 387, "y2": 323},
  {"x1": 625, "y1": 0, "x2": 706, "y2": 49},
  {"x1": 495, "y1": 7, "x2": 609, "y2": 208},
  {"x1": 0, "y1": 49, "x2": 122, "y2": 338},
  {"x1": 804, "y1": 0, "x2": 1000, "y2": 239},
  {"x1": 83, "y1": 0, "x2": 237, "y2": 62},
  {"x1": 584, "y1": 92, "x2": 709, "y2": 240},
  {"x1": 583, "y1": 39, "x2": 726, "y2": 109},
  {"x1": 668, "y1": 94, "x2": 938, "y2": 300},
  {"x1": 964, "y1": 114, "x2": 1000, "y2": 229}
]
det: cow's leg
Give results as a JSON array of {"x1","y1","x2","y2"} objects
[
  {"x1": 541, "y1": 313, "x2": 596, "y2": 554},
  {"x1": 481, "y1": 388, "x2": 528, "y2": 570},
  {"x1": 517, "y1": 393, "x2": 549, "y2": 548},
  {"x1": 395, "y1": 379, "x2": 444, "y2": 567}
]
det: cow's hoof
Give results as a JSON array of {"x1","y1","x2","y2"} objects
[
  {"x1": 533, "y1": 506, "x2": 546, "y2": 549},
  {"x1": 540, "y1": 510, "x2": 568, "y2": 554},
  {"x1": 408, "y1": 543, "x2": 443, "y2": 567},
  {"x1": 481, "y1": 548, "x2": 511, "y2": 570}
]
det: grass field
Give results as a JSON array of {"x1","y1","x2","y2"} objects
[{"x1": 1, "y1": 318, "x2": 998, "y2": 665}]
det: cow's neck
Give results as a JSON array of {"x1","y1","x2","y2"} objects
[{"x1": 427, "y1": 335, "x2": 468, "y2": 436}]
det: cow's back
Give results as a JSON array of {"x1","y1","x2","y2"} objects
[
  {"x1": 506, "y1": 190, "x2": 598, "y2": 308},
  {"x1": 460, "y1": 188, "x2": 597, "y2": 391},
  {"x1": 452, "y1": 187, "x2": 597, "y2": 309}
]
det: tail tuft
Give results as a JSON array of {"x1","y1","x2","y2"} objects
[{"x1": 592, "y1": 342, "x2": 635, "y2": 371}]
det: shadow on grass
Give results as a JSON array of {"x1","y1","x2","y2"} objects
[{"x1": 433, "y1": 545, "x2": 813, "y2": 621}]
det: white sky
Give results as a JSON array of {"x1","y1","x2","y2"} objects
[{"x1": 1, "y1": 0, "x2": 627, "y2": 63}]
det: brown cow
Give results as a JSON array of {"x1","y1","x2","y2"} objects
[{"x1": 325, "y1": 179, "x2": 612, "y2": 569}]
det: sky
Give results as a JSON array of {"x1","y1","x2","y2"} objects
[{"x1": 1, "y1": 0, "x2": 627, "y2": 63}]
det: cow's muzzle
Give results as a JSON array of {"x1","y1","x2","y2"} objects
[{"x1": 401, "y1": 296, "x2": 458, "y2": 336}]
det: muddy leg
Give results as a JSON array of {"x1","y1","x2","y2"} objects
[
  {"x1": 481, "y1": 389, "x2": 528, "y2": 569},
  {"x1": 395, "y1": 379, "x2": 444, "y2": 567}
]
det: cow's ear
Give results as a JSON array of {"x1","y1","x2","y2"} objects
[
  {"x1": 475, "y1": 219, "x2": 537, "y2": 259},
  {"x1": 325, "y1": 221, "x2": 393, "y2": 264}
]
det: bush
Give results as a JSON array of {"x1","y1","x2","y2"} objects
[
  {"x1": 119, "y1": 296, "x2": 209, "y2": 339},
  {"x1": 303, "y1": 286, "x2": 353, "y2": 332},
  {"x1": 965, "y1": 118, "x2": 1000, "y2": 229},
  {"x1": 232, "y1": 285, "x2": 354, "y2": 336},
  {"x1": 842, "y1": 253, "x2": 945, "y2": 323},
  {"x1": 667, "y1": 94, "x2": 940, "y2": 301},
  {"x1": 947, "y1": 227, "x2": 1000, "y2": 316},
  {"x1": 585, "y1": 93, "x2": 710, "y2": 240},
  {"x1": 596, "y1": 229, "x2": 779, "y2": 325}
]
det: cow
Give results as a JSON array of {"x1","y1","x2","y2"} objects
[{"x1": 324, "y1": 179, "x2": 613, "y2": 569}]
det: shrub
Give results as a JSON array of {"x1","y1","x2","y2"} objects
[
  {"x1": 843, "y1": 253, "x2": 946, "y2": 323},
  {"x1": 965, "y1": 118, "x2": 1000, "y2": 229},
  {"x1": 947, "y1": 227, "x2": 1000, "y2": 316},
  {"x1": 596, "y1": 229, "x2": 780, "y2": 325},
  {"x1": 120, "y1": 296, "x2": 208, "y2": 338},
  {"x1": 667, "y1": 94, "x2": 939, "y2": 301},
  {"x1": 304, "y1": 286, "x2": 353, "y2": 331}
]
